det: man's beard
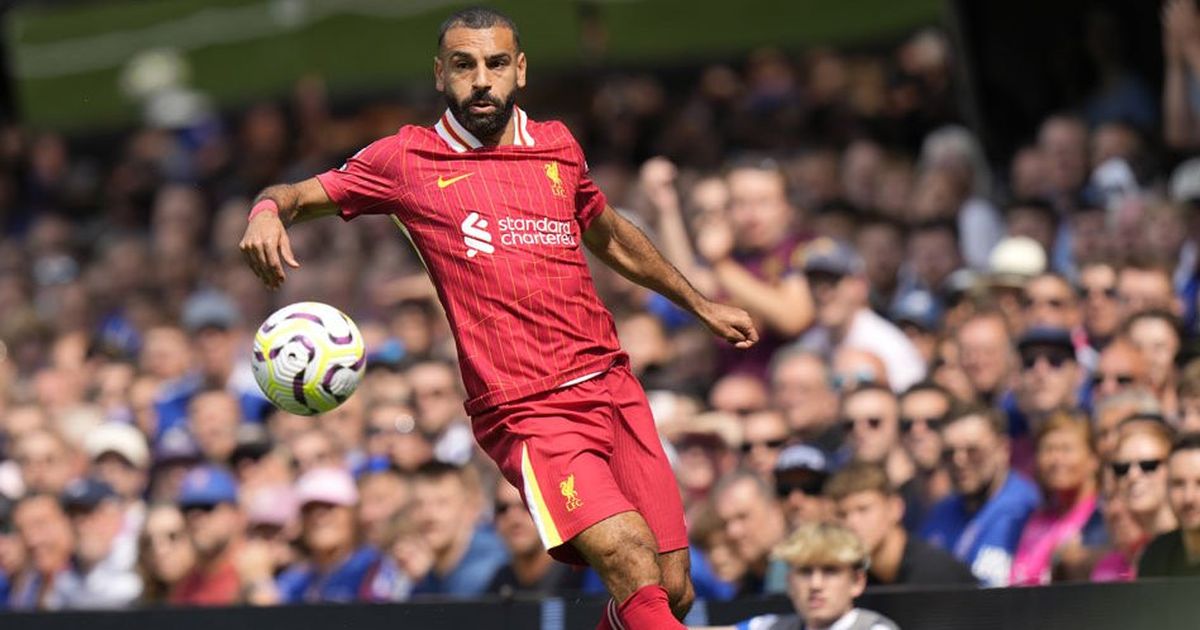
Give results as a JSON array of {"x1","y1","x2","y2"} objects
[{"x1": 446, "y1": 89, "x2": 516, "y2": 141}]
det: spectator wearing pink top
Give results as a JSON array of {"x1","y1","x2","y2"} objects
[{"x1": 1011, "y1": 411, "x2": 1105, "y2": 585}]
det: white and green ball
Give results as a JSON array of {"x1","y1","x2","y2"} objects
[{"x1": 251, "y1": 301, "x2": 366, "y2": 416}]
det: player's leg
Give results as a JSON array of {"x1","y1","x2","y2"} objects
[
  {"x1": 571, "y1": 511, "x2": 686, "y2": 630},
  {"x1": 604, "y1": 363, "x2": 694, "y2": 618},
  {"x1": 658, "y1": 548, "x2": 695, "y2": 620}
]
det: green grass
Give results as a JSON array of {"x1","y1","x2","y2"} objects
[{"x1": 9, "y1": 0, "x2": 942, "y2": 131}]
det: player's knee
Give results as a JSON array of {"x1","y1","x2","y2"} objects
[{"x1": 665, "y1": 575, "x2": 695, "y2": 620}]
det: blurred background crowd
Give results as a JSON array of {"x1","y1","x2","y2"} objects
[{"x1": 4, "y1": 0, "x2": 1200, "y2": 614}]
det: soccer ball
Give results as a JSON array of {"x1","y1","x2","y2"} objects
[{"x1": 251, "y1": 301, "x2": 366, "y2": 415}]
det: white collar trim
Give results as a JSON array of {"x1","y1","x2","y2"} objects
[{"x1": 434, "y1": 106, "x2": 534, "y2": 153}]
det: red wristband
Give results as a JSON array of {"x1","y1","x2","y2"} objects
[{"x1": 248, "y1": 199, "x2": 280, "y2": 220}]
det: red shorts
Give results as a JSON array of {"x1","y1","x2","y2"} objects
[{"x1": 472, "y1": 363, "x2": 688, "y2": 565}]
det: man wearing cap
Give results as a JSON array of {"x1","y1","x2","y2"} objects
[
  {"x1": 85, "y1": 423, "x2": 150, "y2": 539},
  {"x1": 920, "y1": 406, "x2": 1039, "y2": 587},
  {"x1": 774, "y1": 444, "x2": 833, "y2": 531},
  {"x1": 1006, "y1": 326, "x2": 1085, "y2": 477},
  {"x1": 1003, "y1": 324, "x2": 1089, "y2": 477},
  {"x1": 47, "y1": 478, "x2": 142, "y2": 608},
  {"x1": 171, "y1": 466, "x2": 245, "y2": 605},
  {"x1": 154, "y1": 290, "x2": 271, "y2": 436},
  {"x1": 802, "y1": 237, "x2": 926, "y2": 393},
  {"x1": 255, "y1": 467, "x2": 380, "y2": 603}
]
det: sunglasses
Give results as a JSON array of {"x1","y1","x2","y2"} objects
[
  {"x1": 775, "y1": 476, "x2": 826, "y2": 499},
  {"x1": 1077, "y1": 286, "x2": 1118, "y2": 300},
  {"x1": 842, "y1": 416, "x2": 884, "y2": 431},
  {"x1": 495, "y1": 501, "x2": 525, "y2": 517},
  {"x1": 740, "y1": 438, "x2": 788, "y2": 454},
  {"x1": 1110, "y1": 459, "x2": 1163, "y2": 477},
  {"x1": 1091, "y1": 373, "x2": 1136, "y2": 389},
  {"x1": 941, "y1": 444, "x2": 986, "y2": 463},
  {"x1": 900, "y1": 414, "x2": 947, "y2": 434},
  {"x1": 1021, "y1": 351, "x2": 1074, "y2": 370}
]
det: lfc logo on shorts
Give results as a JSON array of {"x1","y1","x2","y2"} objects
[
  {"x1": 560, "y1": 473, "x2": 583, "y2": 512},
  {"x1": 544, "y1": 161, "x2": 567, "y2": 198}
]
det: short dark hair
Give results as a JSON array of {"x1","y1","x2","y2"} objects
[
  {"x1": 944, "y1": 403, "x2": 1007, "y2": 437},
  {"x1": 438, "y1": 6, "x2": 521, "y2": 50},
  {"x1": 900, "y1": 380, "x2": 950, "y2": 405},
  {"x1": 1171, "y1": 432, "x2": 1200, "y2": 458},
  {"x1": 1005, "y1": 198, "x2": 1058, "y2": 227},
  {"x1": 824, "y1": 462, "x2": 894, "y2": 501}
]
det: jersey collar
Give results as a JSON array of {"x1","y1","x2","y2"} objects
[{"x1": 435, "y1": 105, "x2": 535, "y2": 153}]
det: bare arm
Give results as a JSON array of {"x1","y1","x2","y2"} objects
[
  {"x1": 638, "y1": 157, "x2": 717, "y2": 295},
  {"x1": 238, "y1": 177, "x2": 338, "y2": 289},
  {"x1": 693, "y1": 213, "x2": 814, "y2": 338},
  {"x1": 711, "y1": 262, "x2": 814, "y2": 337},
  {"x1": 584, "y1": 206, "x2": 758, "y2": 349}
]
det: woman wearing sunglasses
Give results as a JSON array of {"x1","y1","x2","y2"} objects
[{"x1": 1092, "y1": 419, "x2": 1178, "y2": 582}]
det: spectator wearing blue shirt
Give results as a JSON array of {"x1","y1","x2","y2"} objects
[
  {"x1": 922, "y1": 405, "x2": 1039, "y2": 587},
  {"x1": 273, "y1": 467, "x2": 379, "y2": 603},
  {"x1": 411, "y1": 462, "x2": 508, "y2": 597},
  {"x1": 0, "y1": 495, "x2": 16, "y2": 610}
]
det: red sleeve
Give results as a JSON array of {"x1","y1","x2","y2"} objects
[
  {"x1": 575, "y1": 167, "x2": 608, "y2": 231},
  {"x1": 565, "y1": 130, "x2": 607, "y2": 230},
  {"x1": 315, "y1": 136, "x2": 405, "y2": 221}
]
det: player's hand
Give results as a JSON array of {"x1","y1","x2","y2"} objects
[
  {"x1": 697, "y1": 300, "x2": 758, "y2": 349},
  {"x1": 239, "y1": 212, "x2": 300, "y2": 290}
]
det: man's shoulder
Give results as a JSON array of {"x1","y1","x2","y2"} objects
[
  {"x1": 990, "y1": 474, "x2": 1040, "y2": 512},
  {"x1": 904, "y1": 536, "x2": 978, "y2": 584}
]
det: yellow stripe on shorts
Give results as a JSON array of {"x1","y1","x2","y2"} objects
[{"x1": 521, "y1": 443, "x2": 562, "y2": 549}]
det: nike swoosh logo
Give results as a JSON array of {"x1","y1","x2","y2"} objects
[{"x1": 437, "y1": 173, "x2": 473, "y2": 188}]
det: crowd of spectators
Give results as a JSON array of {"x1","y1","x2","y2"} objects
[{"x1": 4, "y1": 5, "x2": 1200, "y2": 616}]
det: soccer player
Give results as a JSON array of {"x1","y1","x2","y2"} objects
[{"x1": 238, "y1": 7, "x2": 757, "y2": 628}]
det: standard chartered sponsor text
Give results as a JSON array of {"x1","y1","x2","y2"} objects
[{"x1": 497, "y1": 216, "x2": 577, "y2": 247}]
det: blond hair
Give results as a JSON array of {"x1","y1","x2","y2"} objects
[{"x1": 773, "y1": 521, "x2": 868, "y2": 570}]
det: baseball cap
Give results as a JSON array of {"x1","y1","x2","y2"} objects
[
  {"x1": 154, "y1": 427, "x2": 202, "y2": 466},
  {"x1": 85, "y1": 422, "x2": 150, "y2": 469},
  {"x1": 802, "y1": 238, "x2": 864, "y2": 276},
  {"x1": 244, "y1": 485, "x2": 297, "y2": 528},
  {"x1": 1017, "y1": 326, "x2": 1075, "y2": 354},
  {"x1": 177, "y1": 466, "x2": 239, "y2": 508},
  {"x1": 1170, "y1": 158, "x2": 1200, "y2": 204},
  {"x1": 294, "y1": 467, "x2": 358, "y2": 508},
  {"x1": 182, "y1": 289, "x2": 241, "y2": 332},
  {"x1": 774, "y1": 444, "x2": 831, "y2": 475},
  {"x1": 988, "y1": 236, "x2": 1046, "y2": 287},
  {"x1": 61, "y1": 478, "x2": 118, "y2": 510},
  {"x1": 890, "y1": 290, "x2": 941, "y2": 331}
]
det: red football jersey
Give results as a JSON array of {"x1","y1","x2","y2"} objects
[{"x1": 316, "y1": 107, "x2": 624, "y2": 416}]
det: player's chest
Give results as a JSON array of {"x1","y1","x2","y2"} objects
[{"x1": 404, "y1": 156, "x2": 583, "y2": 259}]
